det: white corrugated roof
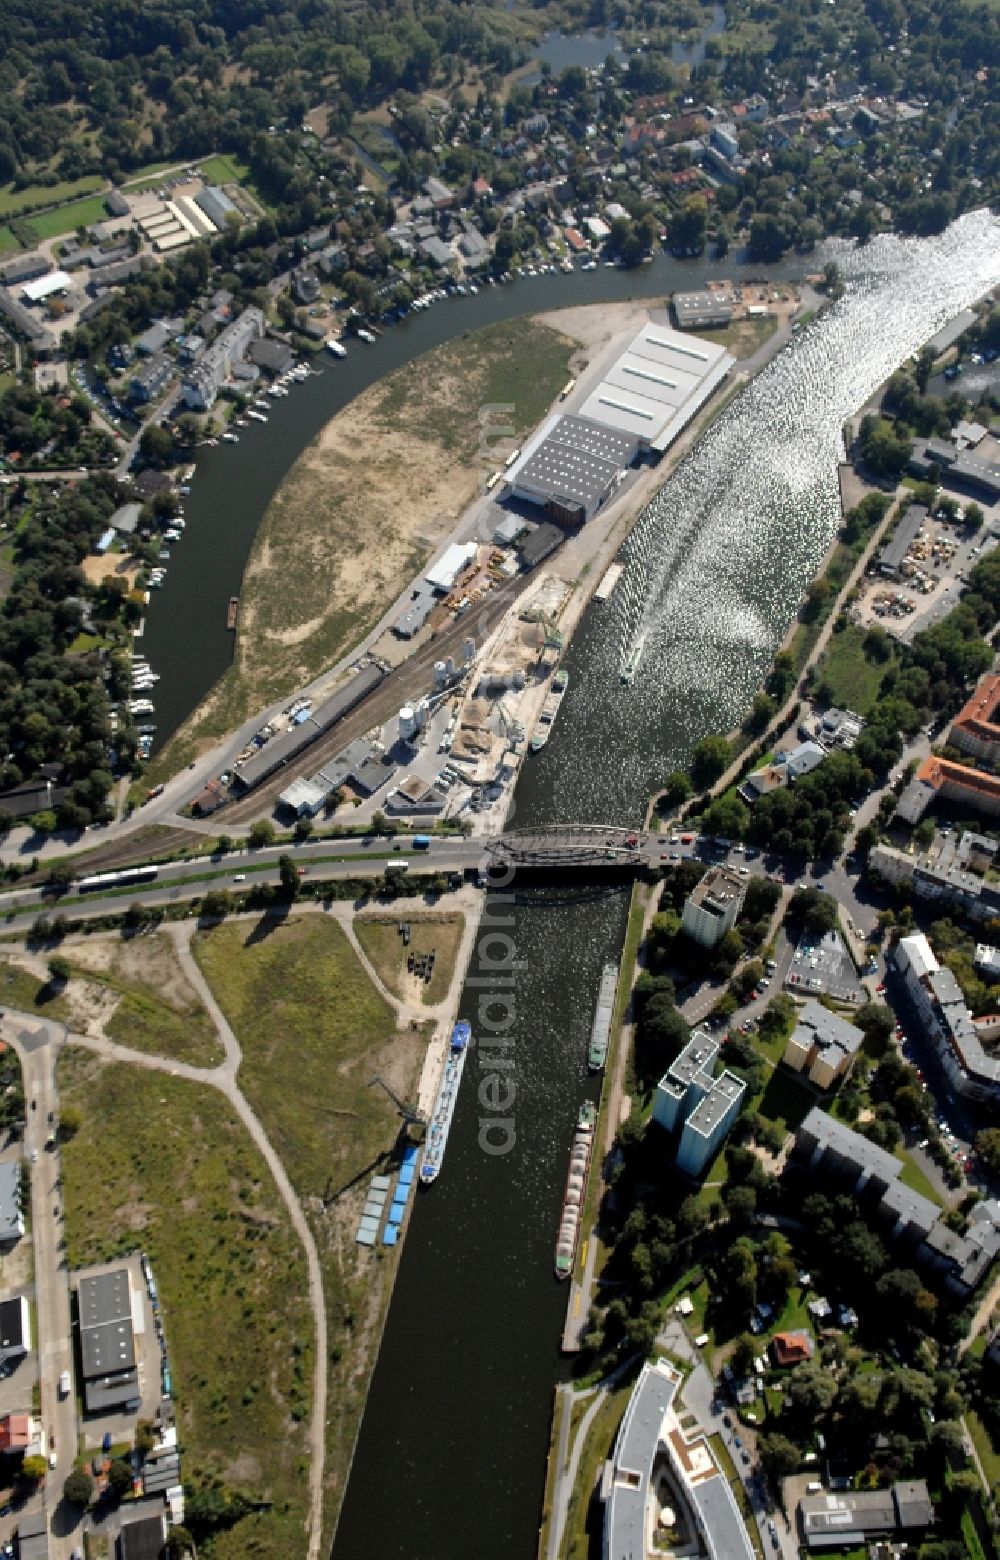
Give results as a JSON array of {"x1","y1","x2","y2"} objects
[
  {"x1": 426, "y1": 541, "x2": 476, "y2": 592},
  {"x1": 21, "y1": 270, "x2": 72, "y2": 302}
]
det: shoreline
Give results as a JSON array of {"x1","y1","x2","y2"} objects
[{"x1": 536, "y1": 287, "x2": 999, "y2": 1558}]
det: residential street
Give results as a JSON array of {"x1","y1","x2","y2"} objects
[{"x1": 2, "y1": 1014, "x2": 78, "y2": 1560}]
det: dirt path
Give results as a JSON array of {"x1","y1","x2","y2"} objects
[
  {"x1": 651, "y1": 477, "x2": 900, "y2": 820},
  {"x1": 62, "y1": 922, "x2": 330, "y2": 1560}
]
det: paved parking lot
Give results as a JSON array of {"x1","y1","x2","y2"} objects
[{"x1": 785, "y1": 929, "x2": 865, "y2": 1004}]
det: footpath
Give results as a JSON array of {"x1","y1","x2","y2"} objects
[{"x1": 649, "y1": 472, "x2": 901, "y2": 827}]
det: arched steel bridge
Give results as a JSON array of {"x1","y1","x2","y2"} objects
[{"x1": 484, "y1": 825, "x2": 657, "y2": 868}]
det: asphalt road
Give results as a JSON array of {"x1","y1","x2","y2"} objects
[{"x1": 4, "y1": 1016, "x2": 78, "y2": 1560}]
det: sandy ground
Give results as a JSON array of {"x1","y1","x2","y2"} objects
[
  {"x1": 80, "y1": 553, "x2": 141, "y2": 589},
  {"x1": 159, "y1": 316, "x2": 579, "y2": 765}
]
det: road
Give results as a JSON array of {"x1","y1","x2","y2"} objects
[
  {"x1": 3, "y1": 1014, "x2": 77, "y2": 1560},
  {"x1": 1, "y1": 940, "x2": 332, "y2": 1560}
]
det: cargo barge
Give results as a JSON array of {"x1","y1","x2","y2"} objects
[
  {"x1": 588, "y1": 962, "x2": 617, "y2": 1072},
  {"x1": 227, "y1": 597, "x2": 239, "y2": 630},
  {"x1": 419, "y1": 1021, "x2": 471, "y2": 1185},
  {"x1": 554, "y1": 1102, "x2": 597, "y2": 1280}
]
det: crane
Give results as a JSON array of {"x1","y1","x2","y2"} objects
[
  {"x1": 496, "y1": 699, "x2": 524, "y2": 748},
  {"x1": 368, "y1": 1074, "x2": 427, "y2": 1127}
]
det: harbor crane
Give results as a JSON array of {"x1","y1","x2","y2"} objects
[
  {"x1": 368, "y1": 1073, "x2": 427, "y2": 1128},
  {"x1": 496, "y1": 699, "x2": 524, "y2": 748}
]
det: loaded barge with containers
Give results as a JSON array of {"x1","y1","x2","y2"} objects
[
  {"x1": 554, "y1": 1102, "x2": 597, "y2": 1280},
  {"x1": 588, "y1": 963, "x2": 617, "y2": 1072},
  {"x1": 419, "y1": 1021, "x2": 471, "y2": 1185}
]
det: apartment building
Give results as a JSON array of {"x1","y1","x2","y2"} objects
[
  {"x1": 680, "y1": 867, "x2": 746, "y2": 949},
  {"x1": 181, "y1": 306, "x2": 265, "y2": 411}
]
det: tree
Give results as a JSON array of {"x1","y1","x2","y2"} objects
[
  {"x1": 758, "y1": 1432, "x2": 801, "y2": 1480},
  {"x1": 164, "y1": 1526, "x2": 194, "y2": 1558},
  {"x1": 63, "y1": 1466, "x2": 94, "y2": 1507},
  {"x1": 974, "y1": 1127, "x2": 1000, "y2": 1176},
  {"x1": 20, "y1": 1454, "x2": 47, "y2": 1484},
  {"x1": 201, "y1": 889, "x2": 231, "y2": 920},
  {"x1": 293, "y1": 817, "x2": 314, "y2": 842},
  {"x1": 134, "y1": 1420, "x2": 156, "y2": 1456},
  {"x1": 138, "y1": 424, "x2": 175, "y2": 469},
  {"x1": 58, "y1": 1104, "x2": 82, "y2": 1141},
  {"x1": 786, "y1": 1362, "x2": 839, "y2": 1417},
  {"x1": 278, "y1": 854, "x2": 300, "y2": 899},
  {"x1": 855, "y1": 1002, "x2": 894, "y2": 1058},
  {"x1": 661, "y1": 771, "x2": 692, "y2": 808},
  {"x1": 106, "y1": 1459, "x2": 133, "y2": 1499},
  {"x1": 691, "y1": 735, "x2": 730, "y2": 788},
  {"x1": 47, "y1": 954, "x2": 70, "y2": 986},
  {"x1": 248, "y1": 819, "x2": 275, "y2": 848}
]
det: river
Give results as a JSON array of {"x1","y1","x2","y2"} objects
[
  {"x1": 330, "y1": 212, "x2": 1000, "y2": 1560},
  {"x1": 140, "y1": 249, "x2": 802, "y2": 752}
]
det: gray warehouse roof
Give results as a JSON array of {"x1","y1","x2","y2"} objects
[
  {"x1": 235, "y1": 664, "x2": 386, "y2": 790},
  {"x1": 577, "y1": 321, "x2": 733, "y2": 448},
  {"x1": 81, "y1": 1318, "x2": 136, "y2": 1377},
  {"x1": 508, "y1": 413, "x2": 638, "y2": 514},
  {"x1": 800, "y1": 1480, "x2": 933, "y2": 1548},
  {"x1": 78, "y1": 1267, "x2": 137, "y2": 1381},
  {"x1": 0, "y1": 1160, "x2": 23, "y2": 1243},
  {"x1": 78, "y1": 1268, "x2": 131, "y2": 1330},
  {"x1": 879, "y1": 504, "x2": 927, "y2": 575},
  {"x1": 674, "y1": 289, "x2": 734, "y2": 328}
]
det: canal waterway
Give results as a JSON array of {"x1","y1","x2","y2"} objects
[
  {"x1": 140, "y1": 248, "x2": 801, "y2": 750},
  {"x1": 331, "y1": 212, "x2": 1000, "y2": 1560}
]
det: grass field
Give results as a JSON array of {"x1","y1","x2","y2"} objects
[
  {"x1": 192, "y1": 916, "x2": 426, "y2": 1539},
  {"x1": 26, "y1": 196, "x2": 110, "y2": 240},
  {"x1": 57, "y1": 1050, "x2": 313, "y2": 1559},
  {"x1": 967, "y1": 1409, "x2": 1000, "y2": 1489},
  {"x1": 61, "y1": 933, "x2": 224, "y2": 1067},
  {"x1": 0, "y1": 175, "x2": 103, "y2": 218},
  {"x1": 0, "y1": 227, "x2": 19, "y2": 255},
  {"x1": 815, "y1": 621, "x2": 892, "y2": 715},
  {"x1": 0, "y1": 961, "x2": 69, "y2": 1019},
  {"x1": 121, "y1": 160, "x2": 183, "y2": 187},
  {"x1": 198, "y1": 154, "x2": 250, "y2": 186},
  {"x1": 698, "y1": 315, "x2": 778, "y2": 360},
  {"x1": 147, "y1": 314, "x2": 577, "y2": 782},
  {"x1": 354, "y1": 912, "x2": 464, "y2": 1005},
  {"x1": 564, "y1": 1376, "x2": 637, "y2": 1560}
]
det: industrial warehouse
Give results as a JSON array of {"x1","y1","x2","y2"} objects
[{"x1": 503, "y1": 322, "x2": 733, "y2": 523}]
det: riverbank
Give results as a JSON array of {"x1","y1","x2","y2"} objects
[{"x1": 144, "y1": 315, "x2": 579, "y2": 782}]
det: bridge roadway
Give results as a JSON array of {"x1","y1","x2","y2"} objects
[{"x1": 0, "y1": 828, "x2": 661, "y2": 927}]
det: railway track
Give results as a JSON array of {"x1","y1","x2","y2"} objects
[{"x1": 66, "y1": 567, "x2": 535, "y2": 873}]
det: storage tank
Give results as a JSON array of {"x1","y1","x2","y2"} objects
[
  {"x1": 398, "y1": 705, "x2": 417, "y2": 740},
  {"x1": 433, "y1": 660, "x2": 448, "y2": 688},
  {"x1": 463, "y1": 636, "x2": 476, "y2": 664},
  {"x1": 415, "y1": 698, "x2": 430, "y2": 730},
  {"x1": 444, "y1": 656, "x2": 455, "y2": 677}
]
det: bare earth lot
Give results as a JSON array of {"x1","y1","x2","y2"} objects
[{"x1": 155, "y1": 315, "x2": 578, "y2": 775}]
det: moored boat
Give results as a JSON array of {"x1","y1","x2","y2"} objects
[
  {"x1": 554, "y1": 1102, "x2": 597, "y2": 1280},
  {"x1": 588, "y1": 963, "x2": 617, "y2": 1072},
  {"x1": 419, "y1": 1021, "x2": 471, "y2": 1185}
]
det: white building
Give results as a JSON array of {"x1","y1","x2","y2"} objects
[
  {"x1": 680, "y1": 866, "x2": 746, "y2": 948},
  {"x1": 181, "y1": 306, "x2": 265, "y2": 410},
  {"x1": 895, "y1": 933, "x2": 1000, "y2": 1104}
]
